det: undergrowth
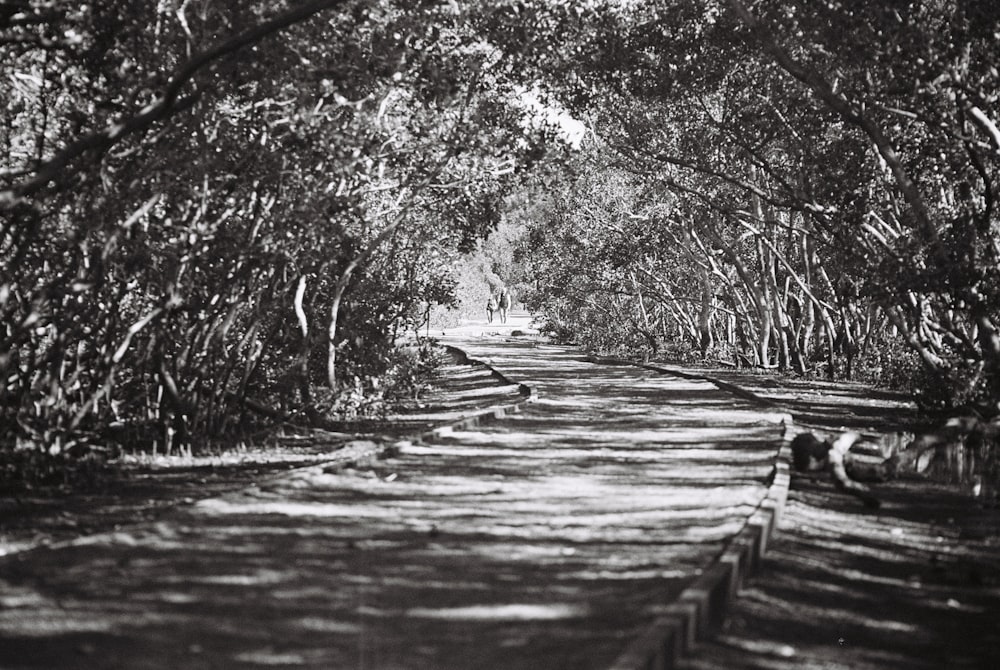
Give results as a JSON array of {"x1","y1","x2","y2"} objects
[{"x1": 1, "y1": 340, "x2": 448, "y2": 492}]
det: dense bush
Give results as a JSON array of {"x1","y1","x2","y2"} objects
[{"x1": 0, "y1": 2, "x2": 541, "y2": 484}]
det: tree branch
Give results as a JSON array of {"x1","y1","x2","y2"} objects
[
  {"x1": 726, "y1": 0, "x2": 939, "y2": 246},
  {"x1": 1, "y1": 0, "x2": 347, "y2": 203}
]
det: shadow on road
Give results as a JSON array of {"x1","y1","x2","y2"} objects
[{"x1": 1, "y1": 335, "x2": 788, "y2": 670}]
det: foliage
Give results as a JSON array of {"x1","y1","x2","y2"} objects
[
  {"x1": 1, "y1": 438, "x2": 117, "y2": 492},
  {"x1": 0, "y1": 1, "x2": 546, "y2": 483},
  {"x1": 501, "y1": 0, "x2": 1000, "y2": 415},
  {"x1": 5, "y1": 0, "x2": 1000, "y2": 488}
]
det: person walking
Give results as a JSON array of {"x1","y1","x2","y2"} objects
[
  {"x1": 486, "y1": 293, "x2": 497, "y2": 324},
  {"x1": 498, "y1": 288, "x2": 511, "y2": 324}
]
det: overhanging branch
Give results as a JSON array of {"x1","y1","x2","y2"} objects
[{"x1": 1, "y1": 0, "x2": 348, "y2": 203}]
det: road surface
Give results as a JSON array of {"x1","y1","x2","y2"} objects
[{"x1": 0, "y1": 315, "x2": 789, "y2": 669}]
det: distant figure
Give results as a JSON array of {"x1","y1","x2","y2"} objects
[
  {"x1": 498, "y1": 288, "x2": 511, "y2": 324},
  {"x1": 486, "y1": 293, "x2": 497, "y2": 324}
]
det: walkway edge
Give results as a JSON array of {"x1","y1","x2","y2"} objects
[
  {"x1": 586, "y1": 356, "x2": 794, "y2": 670},
  {"x1": 319, "y1": 344, "x2": 537, "y2": 467},
  {"x1": 1, "y1": 344, "x2": 536, "y2": 562},
  {"x1": 320, "y1": 345, "x2": 537, "y2": 473},
  {"x1": 410, "y1": 345, "x2": 537, "y2": 443}
]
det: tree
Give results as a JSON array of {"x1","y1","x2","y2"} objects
[
  {"x1": 724, "y1": 0, "x2": 1000, "y2": 407},
  {"x1": 0, "y1": 1, "x2": 547, "y2": 476},
  {"x1": 493, "y1": 0, "x2": 1000, "y2": 410}
]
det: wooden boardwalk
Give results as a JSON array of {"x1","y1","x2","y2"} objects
[{"x1": 0, "y1": 333, "x2": 789, "y2": 669}]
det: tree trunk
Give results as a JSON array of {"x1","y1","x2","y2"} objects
[{"x1": 293, "y1": 275, "x2": 314, "y2": 409}]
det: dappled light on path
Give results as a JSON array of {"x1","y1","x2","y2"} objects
[
  {"x1": 678, "y1": 478, "x2": 1000, "y2": 670},
  {"x1": 0, "y1": 330, "x2": 787, "y2": 669}
]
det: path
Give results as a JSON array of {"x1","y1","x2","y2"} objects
[
  {"x1": 0, "y1": 315, "x2": 789, "y2": 669},
  {"x1": 0, "y1": 349, "x2": 525, "y2": 558}
]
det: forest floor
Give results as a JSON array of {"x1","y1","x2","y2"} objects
[
  {"x1": 1, "y1": 313, "x2": 998, "y2": 669},
  {"x1": 0, "y1": 347, "x2": 525, "y2": 558},
  {"x1": 671, "y1": 366, "x2": 1000, "y2": 670}
]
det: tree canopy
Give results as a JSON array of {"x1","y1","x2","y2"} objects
[
  {"x1": 510, "y1": 0, "x2": 1000, "y2": 409},
  {"x1": 3, "y1": 1, "x2": 1000, "y2": 482}
]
